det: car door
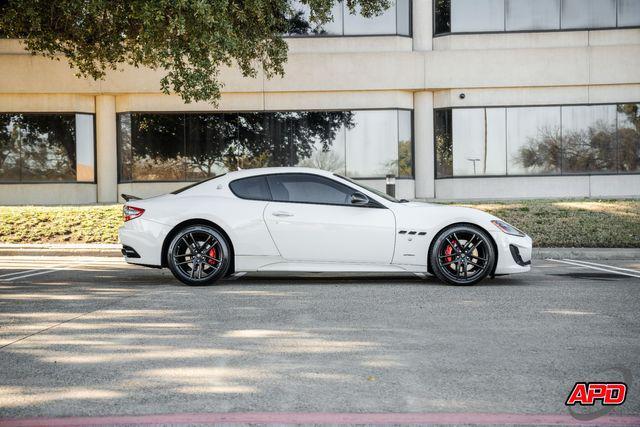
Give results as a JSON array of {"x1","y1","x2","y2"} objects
[{"x1": 263, "y1": 173, "x2": 396, "y2": 264}]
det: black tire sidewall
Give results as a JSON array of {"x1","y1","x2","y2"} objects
[
  {"x1": 167, "y1": 225, "x2": 230, "y2": 286},
  {"x1": 429, "y1": 225, "x2": 495, "y2": 286}
]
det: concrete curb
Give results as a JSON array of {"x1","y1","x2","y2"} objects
[
  {"x1": 0, "y1": 244, "x2": 638, "y2": 260},
  {"x1": 0, "y1": 243, "x2": 121, "y2": 257}
]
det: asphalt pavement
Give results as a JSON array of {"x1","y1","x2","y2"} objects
[{"x1": 0, "y1": 255, "x2": 639, "y2": 425}]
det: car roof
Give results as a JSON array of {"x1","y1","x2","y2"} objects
[{"x1": 223, "y1": 167, "x2": 337, "y2": 180}]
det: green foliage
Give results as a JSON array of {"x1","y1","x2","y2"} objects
[{"x1": 0, "y1": 0, "x2": 390, "y2": 104}]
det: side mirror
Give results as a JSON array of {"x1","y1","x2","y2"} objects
[{"x1": 350, "y1": 192, "x2": 369, "y2": 206}]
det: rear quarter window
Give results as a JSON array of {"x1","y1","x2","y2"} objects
[{"x1": 229, "y1": 176, "x2": 272, "y2": 201}]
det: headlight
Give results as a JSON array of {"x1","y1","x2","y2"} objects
[{"x1": 491, "y1": 219, "x2": 525, "y2": 237}]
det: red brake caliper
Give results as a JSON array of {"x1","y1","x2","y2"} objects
[
  {"x1": 207, "y1": 247, "x2": 218, "y2": 265},
  {"x1": 444, "y1": 240, "x2": 456, "y2": 268}
]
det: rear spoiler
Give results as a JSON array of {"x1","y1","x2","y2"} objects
[{"x1": 121, "y1": 193, "x2": 142, "y2": 202}]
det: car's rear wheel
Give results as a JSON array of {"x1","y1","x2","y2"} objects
[
  {"x1": 429, "y1": 224, "x2": 495, "y2": 286},
  {"x1": 167, "y1": 225, "x2": 230, "y2": 286}
]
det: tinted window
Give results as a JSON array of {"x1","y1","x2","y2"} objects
[
  {"x1": 229, "y1": 176, "x2": 272, "y2": 201},
  {"x1": 619, "y1": 0, "x2": 640, "y2": 27},
  {"x1": 505, "y1": 0, "x2": 560, "y2": 31},
  {"x1": 267, "y1": 174, "x2": 353, "y2": 205},
  {"x1": 451, "y1": 0, "x2": 504, "y2": 32},
  {"x1": 561, "y1": 0, "x2": 616, "y2": 29}
]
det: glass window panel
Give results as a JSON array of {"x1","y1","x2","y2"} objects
[
  {"x1": 505, "y1": 0, "x2": 560, "y2": 31},
  {"x1": 186, "y1": 114, "x2": 237, "y2": 181},
  {"x1": 396, "y1": 0, "x2": 411, "y2": 35},
  {"x1": 75, "y1": 113, "x2": 94, "y2": 182},
  {"x1": 287, "y1": 0, "x2": 343, "y2": 35},
  {"x1": 130, "y1": 113, "x2": 185, "y2": 181},
  {"x1": 229, "y1": 176, "x2": 271, "y2": 201},
  {"x1": 451, "y1": 0, "x2": 505, "y2": 32},
  {"x1": 344, "y1": 0, "x2": 397, "y2": 35},
  {"x1": 618, "y1": 0, "x2": 640, "y2": 27},
  {"x1": 561, "y1": 105, "x2": 617, "y2": 173},
  {"x1": 267, "y1": 173, "x2": 353, "y2": 204},
  {"x1": 18, "y1": 114, "x2": 76, "y2": 182},
  {"x1": 293, "y1": 111, "x2": 348, "y2": 175},
  {"x1": 234, "y1": 112, "x2": 269, "y2": 170},
  {"x1": 506, "y1": 106, "x2": 562, "y2": 175},
  {"x1": 451, "y1": 108, "x2": 506, "y2": 176},
  {"x1": 398, "y1": 110, "x2": 413, "y2": 177},
  {"x1": 434, "y1": 109, "x2": 453, "y2": 177},
  {"x1": 264, "y1": 112, "x2": 292, "y2": 167},
  {"x1": 0, "y1": 114, "x2": 23, "y2": 181},
  {"x1": 561, "y1": 0, "x2": 616, "y2": 29},
  {"x1": 617, "y1": 103, "x2": 640, "y2": 172},
  {"x1": 346, "y1": 110, "x2": 398, "y2": 178},
  {"x1": 118, "y1": 113, "x2": 133, "y2": 182},
  {"x1": 434, "y1": 0, "x2": 452, "y2": 34}
]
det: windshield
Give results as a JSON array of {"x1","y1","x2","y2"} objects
[
  {"x1": 335, "y1": 174, "x2": 403, "y2": 203},
  {"x1": 171, "y1": 174, "x2": 226, "y2": 194}
]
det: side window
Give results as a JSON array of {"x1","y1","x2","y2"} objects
[
  {"x1": 267, "y1": 174, "x2": 354, "y2": 205},
  {"x1": 229, "y1": 176, "x2": 272, "y2": 201}
]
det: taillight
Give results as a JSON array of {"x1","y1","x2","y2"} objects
[{"x1": 123, "y1": 205, "x2": 145, "y2": 222}]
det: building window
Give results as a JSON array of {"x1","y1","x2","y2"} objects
[
  {"x1": 434, "y1": 0, "x2": 639, "y2": 35},
  {"x1": 118, "y1": 110, "x2": 413, "y2": 182},
  {"x1": 434, "y1": 103, "x2": 640, "y2": 178},
  {"x1": 0, "y1": 113, "x2": 95, "y2": 183},
  {"x1": 286, "y1": 0, "x2": 411, "y2": 37}
]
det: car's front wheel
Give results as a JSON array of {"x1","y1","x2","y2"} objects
[
  {"x1": 167, "y1": 225, "x2": 231, "y2": 286},
  {"x1": 429, "y1": 224, "x2": 495, "y2": 286}
]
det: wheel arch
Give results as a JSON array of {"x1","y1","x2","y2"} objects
[
  {"x1": 427, "y1": 222, "x2": 498, "y2": 276},
  {"x1": 161, "y1": 218, "x2": 235, "y2": 275}
]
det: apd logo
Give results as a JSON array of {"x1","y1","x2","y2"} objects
[{"x1": 565, "y1": 367, "x2": 631, "y2": 421}]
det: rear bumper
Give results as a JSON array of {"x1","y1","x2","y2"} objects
[
  {"x1": 118, "y1": 219, "x2": 171, "y2": 267},
  {"x1": 491, "y1": 231, "x2": 532, "y2": 275}
]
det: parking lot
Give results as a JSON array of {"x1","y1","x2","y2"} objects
[{"x1": 0, "y1": 256, "x2": 639, "y2": 425}]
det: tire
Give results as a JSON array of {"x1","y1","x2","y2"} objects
[
  {"x1": 167, "y1": 225, "x2": 231, "y2": 286},
  {"x1": 429, "y1": 224, "x2": 495, "y2": 286}
]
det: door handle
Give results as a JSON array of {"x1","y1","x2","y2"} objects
[{"x1": 272, "y1": 211, "x2": 294, "y2": 217}]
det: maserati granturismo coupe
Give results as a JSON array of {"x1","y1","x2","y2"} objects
[{"x1": 119, "y1": 167, "x2": 532, "y2": 286}]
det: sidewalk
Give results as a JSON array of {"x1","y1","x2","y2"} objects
[{"x1": 1, "y1": 243, "x2": 639, "y2": 260}]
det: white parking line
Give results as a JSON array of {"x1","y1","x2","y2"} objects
[
  {"x1": 0, "y1": 264, "x2": 88, "y2": 282},
  {"x1": 0, "y1": 263, "x2": 71, "y2": 279},
  {"x1": 547, "y1": 258, "x2": 640, "y2": 279},
  {"x1": 562, "y1": 259, "x2": 640, "y2": 274}
]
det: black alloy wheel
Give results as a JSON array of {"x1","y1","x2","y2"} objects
[
  {"x1": 429, "y1": 224, "x2": 495, "y2": 286},
  {"x1": 167, "y1": 225, "x2": 230, "y2": 286}
]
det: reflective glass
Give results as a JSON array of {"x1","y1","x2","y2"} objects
[
  {"x1": 451, "y1": 0, "x2": 505, "y2": 32},
  {"x1": 396, "y1": 0, "x2": 411, "y2": 35},
  {"x1": 294, "y1": 112, "x2": 348, "y2": 175},
  {"x1": 287, "y1": 0, "x2": 343, "y2": 35},
  {"x1": 617, "y1": 103, "x2": 640, "y2": 172},
  {"x1": 451, "y1": 108, "x2": 506, "y2": 176},
  {"x1": 12, "y1": 114, "x2": 77, "y2": 182},
  {"x1": 0, "y1": 114, "x2": 22, "y2": 181},
  {"x1": 398, "y1": 110, "x2": 413, "y2": 177},
  {"x1": 118, "y1": 113, "x2": 133, "y2": 182},
  {"x1": 434, "y1": 0, "x2": 452, "y2": 34},
  {"x1": 434, "y1": 109, "x2": 453, "y2": 177},
  {"x1": 130, "y1": 114, "x2": 185, "y2": 181},
  {"x1": 505, "y1": 0, "x2": 560, "y2": 31},
  {"x1": 561, "y1": 0, "x2": 616, "y2": 29},
  {"x1": 346, "y1": 110, "x2": 398, "y2": 178},
  {"x1": 506, "y1": 106, "x2": 562, "y2": 175},
  {"x1": 561, "y1": 105, "x2": 617, "y2": 173},
  {"x1": 75, "y1": 113, "x2": 95, "y2": 182},
  {"x1": 229, "y1": 176, "x2": 271, "y2": 201},
  {"x1": 344, "y1": 0, "x2": 397, "y2": 35},
  {"x1": 186, "y1": 113, "x2": 237, "y2": 180},
  {"x1": 618, "y1": 0, "x2": 640, "y2": 27},
  {"x1": 267, "y1": 173, "x2": 353, "y2": 205}
]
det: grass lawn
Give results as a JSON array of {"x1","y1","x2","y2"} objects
[{"x1": 0, "y1": 199, "x2": 639, "y2": 247}]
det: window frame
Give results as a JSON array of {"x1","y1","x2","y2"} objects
[
  {"x1": 0, "y1": 111, "x2": 97, "y2": 185},
  {"x1": 283, "y1": 0, "x2": 413, "y2": 38},
  {"x1": 229, "y1": 172, "x2": 386, "y2": 209},
  {"x1": 433, "y1": 102, "x2": 640, "y2": 180},
  {"x1": 116, "y1": 108, "x2": 415, "y2": 184},
  {"x1": 433, "y1": 0, "x2": 640, "y2": 37}
]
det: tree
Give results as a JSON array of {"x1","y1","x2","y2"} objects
[{"x1": 0, "y1": 0, "x2": 390, "y2": 104}]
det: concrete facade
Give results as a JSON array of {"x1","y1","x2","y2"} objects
[{"x1": 0, "y1": 1, "x2": 639, "y2": 204}]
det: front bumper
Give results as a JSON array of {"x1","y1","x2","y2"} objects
[
  {"x1": 118, "y1": 218, "x2": 172, "y2": 267},
  {"x1": 491, "y1": 231, "x2": 532, "y2": 275}
]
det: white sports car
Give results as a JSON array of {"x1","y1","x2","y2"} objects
[{"x1": 119, "y1": 167, "x2": 532, "y2": 286}]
